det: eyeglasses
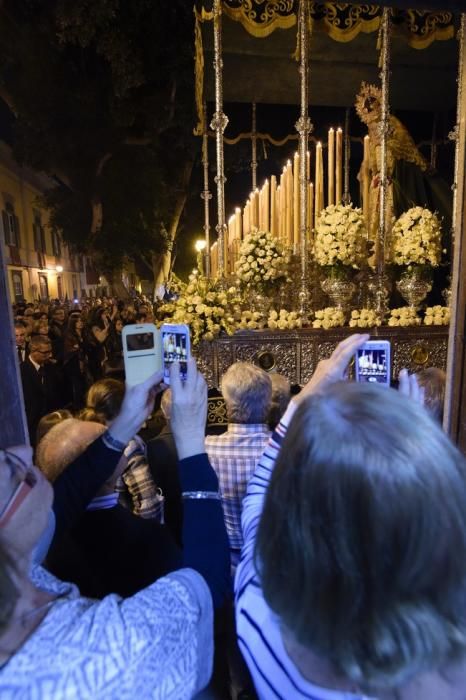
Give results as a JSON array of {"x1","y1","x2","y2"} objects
[
  {"x1": 0, "y1": 450, "x2": 37, "y2": 528},
  {"x1": 35, "y1": 348, "x2": 52, "y2": 355}
]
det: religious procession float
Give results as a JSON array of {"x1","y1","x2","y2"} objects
[{"x1": 158, "y1": 1, "x2": 464, "y2": 387}]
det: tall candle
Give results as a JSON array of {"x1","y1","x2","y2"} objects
[
  {"x1": 336, "y1": 127, "x2": 343, "y2": 204},
  {"x1": 293, "y1": 152, "x2": 299, "y2": 250},
  {"x1": 270, "y1": 175, "x2": 277, "y2": 237},
  {"x1": 306, "y1": 150, "x2": 310, "y2": 181},
  {"x1": 264, "y1": 179, "x2": 270, "y2": 232},
  {"x1": 255, "y1": 188, "x2": 260, "y2": 229},
  {"x1": 235, "y1": 207, "x2": 242, "y2": 242},
  {"x1": 288, "y1": 162, "x2": 293, "y2": 248},
  {"x1": 279, "y1": 170, "x2": 286, "y2": 240},
  {"x1": 328, "y1": 127, "x2": 335, "y2": 206},
  {"x1": 250, "y1": 192, "x2": 256, "y2": 229},
  {"x1": 308, "y1": 182, "x2": 314, "y2": 237},
  {"x1": 315, "y1": 142, "x2": 323, "y2": 221},
  {"x1": 243, "y1": 202, "x2": 249, "y2": 237},
  {"x1": 225, "y1": 222, "x2": 230, "y2": 274}
]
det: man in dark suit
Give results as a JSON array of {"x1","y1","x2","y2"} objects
[
  {"x1": 20, "y1": 334, "x2": 64, "y2": 446},
  {"x1": 48, "y1": 306, "x2": 66, "y2": 364},
  {"x1": 15, "y1": 321, "x2": 29, "y2": 364}
]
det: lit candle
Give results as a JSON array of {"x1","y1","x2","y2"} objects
[
  {"x1": 279, "y1": 169, "x2": 286, "y2": 240},
  {"x1": 336, "y1": 127, "x2": 343, "y2": 204},
  {"x1": 315, "y1": 142, "x2": 323, "y2": 222},
  {"x1": 258, "y1": 186, "x2": 264, "y2": 230},
  {"x1": 243, "y1": 202, "x2": 249, "y2": 236},
  {"x1": 224, "y1": 223, "x2": 230, "y2": 274},
  {"x1": 270, "y1": 175, "x2": 277, "y2": 237},
  {"x1": 264, "y1": 179, "x2": 270, "y2": 232},
  {"x1": 255, "y1": 188, "x2": 260, "y2": 229},
  {"x1": 235, "y1": 207, "x2": 242, "y2": 242},
  {"x1": 308, "y1": 182, "x2": 314, "y2": 238},
  {"x1": 328, "y1": 127, "x2": 335, "y2": 206}
]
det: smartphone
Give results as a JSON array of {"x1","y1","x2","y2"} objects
[
  {"x1": 122, "y1": 323, "x2": 162, "y2": 386},
  {"x1": 161, "y1": 323, "x2": 190, "y2": 385},
  {"x1": 355, "y1": 340, "x2": 391, "y2": 387}
]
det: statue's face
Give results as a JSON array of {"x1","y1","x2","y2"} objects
[{"x1": 361, "y1": 95, "x2": 381, "y2": 125}]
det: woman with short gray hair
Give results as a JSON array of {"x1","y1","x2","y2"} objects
[{"x1": 236, "y1": 334, "x2": 466, "y2": 699}]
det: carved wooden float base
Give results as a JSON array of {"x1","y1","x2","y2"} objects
[{"x1": 193, "y1": 326, "x2": 448, "y2": 388}]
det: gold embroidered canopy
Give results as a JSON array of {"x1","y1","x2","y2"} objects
[
  {"x1": 194, "y1": 2, "x2": 458, "y2": 134},
  {"x1": 220, "y1": 2, "x2": 454, "y2": 46}
]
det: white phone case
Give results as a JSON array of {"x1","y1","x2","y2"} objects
[{"x1": 122, "y1": 323, "x2": 162, "y2": 386}]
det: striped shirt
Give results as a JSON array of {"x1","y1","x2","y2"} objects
[
  {"x1": 234, "y1": 402, "x2": 376, "y2": 700},
  {"x1": 206, "y1": 423, "x2": 271, "y2": 552}
]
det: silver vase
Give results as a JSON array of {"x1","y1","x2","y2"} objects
[
  {"x1": 320, "y1": 275, "x2": 356, "y2": 311},
  {"x1": 251, "y1": 289, "x2": 272, "y2": 316},
  {"x1": 366, "y1": 273, "x2": 392, "y2": 320},
  {"x1": 396, "y1": 268, "x2": 432, "y2": 309}
]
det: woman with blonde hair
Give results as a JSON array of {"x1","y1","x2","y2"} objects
[{"x1": 81, "y1": 378, "x2": 161, "y2": 519}]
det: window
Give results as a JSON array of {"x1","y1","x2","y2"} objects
[
  {"x1": 38, "y1": 274, "x2": 49, "y2": 301},
  {"x1": 2, "y1": 202, "x2": 20, "y2": 247},
  {"x1": 52, "y1": 230, "x2": 61, "y2": 257},
  {"x1": 10, "y1": 271, "x2": 24, "y2": 302},
  {"x1": 33, "y1": 212, "x2": 46, "y2": 253}
]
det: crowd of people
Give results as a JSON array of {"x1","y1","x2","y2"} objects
[{"x1": 1, "y1": 295, "x2": 462, "y2": 700}]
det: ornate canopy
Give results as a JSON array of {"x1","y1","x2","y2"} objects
[{"x1": 195, "y1": 1, "x2": 459, "y2": 133}]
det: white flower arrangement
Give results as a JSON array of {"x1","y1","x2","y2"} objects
[
  {"x1": 313, "y1": 204, "x2": 368, "y2": 268},
  {"x1": 267, "y1": 309, "x2": 303, "y2": 330},
  {"x1": 424, "y1": 305, "x2": 450, "y2": 326},
  {"x1": 390, "y1": 207, "x2": 442, "y2": 267},
  {"x1": 237, "y1": 309, "x2": 267, "y2": 331},
  {"x1": 387, "y1": 307, "x2": 421, "y2": 327},
  {"x1": 157, "y1": 274, "x2": 240, "y2": 344},
  {"x1": 312, "y1": 307, "x2": 345, "y2": 329},
  {"x1": 348, "y1": 308, "x2": 382, "y2": 328},
  {"x1": 236, "y1": 230, "x2": 288, "y2": 290}
]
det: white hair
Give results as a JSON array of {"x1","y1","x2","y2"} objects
[{"x1": 221, "y1": 362, "x2": 272, "y2": 424}]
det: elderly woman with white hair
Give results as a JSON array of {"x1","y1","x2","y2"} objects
[
  {"x1": 236, "y1": 334, "x2": 466, "y2": 699},
  {"x1": 0, "y1": 361, "x2": 230, "y2": 697}
]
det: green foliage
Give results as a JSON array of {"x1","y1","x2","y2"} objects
[{"x1": 0, "y1": 0, "x2": 198, "y2": 275}]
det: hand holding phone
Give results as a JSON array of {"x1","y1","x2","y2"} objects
[
  {"x1": 161, "y1": 323, "x2": 191, "y2": 385},
  {"x1": 355, "y1": 340, "x2": 391, "y2": 387}
]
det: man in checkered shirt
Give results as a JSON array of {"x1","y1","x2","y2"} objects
[{"x1": 206, "y1": 362, "x2": 272, "y2": 566}]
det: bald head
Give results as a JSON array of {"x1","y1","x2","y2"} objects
[{"x1": 36, "y1": 418, "x2": 106, "y2": 483}]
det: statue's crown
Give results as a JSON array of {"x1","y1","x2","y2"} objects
[{"x1": 355, "y1": 82, "x2": 383, "y2": 122}]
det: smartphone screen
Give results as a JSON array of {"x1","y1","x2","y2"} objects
[
  {"x1": 162, "y1": 330, "x2": 188, "y2": 383},
  {"x1": 125, "y1": 332, "x2": 155, "y2": 352},
  {"x1": 356, "y1": 343, "x2": 390, "y2": 385}
]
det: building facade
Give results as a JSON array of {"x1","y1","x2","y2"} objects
[{"x1": 0, "y1": 142, "x2": 102, "y2": 304}]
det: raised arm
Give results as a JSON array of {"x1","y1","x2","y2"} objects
[
  {"x1": 170, "y1": 359, "x2": 230, "y2": 609},
  {"x1": 236, "y1": 333, "x2": 370, "y2": 595},
  {"x1": 53, "y1": 369, "x2": 165, "y2": 537}
]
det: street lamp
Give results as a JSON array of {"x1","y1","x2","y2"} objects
[
  {"x1": 195, "y1": 239, "x2": 207, "y2": 274},
  {"x1": 55, "y1": 265, "x2": 63, "y2": 273}
]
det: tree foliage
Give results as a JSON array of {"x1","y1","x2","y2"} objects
[{"x1": 0, "y1": 0, "x2": 198, "y2": 286}]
